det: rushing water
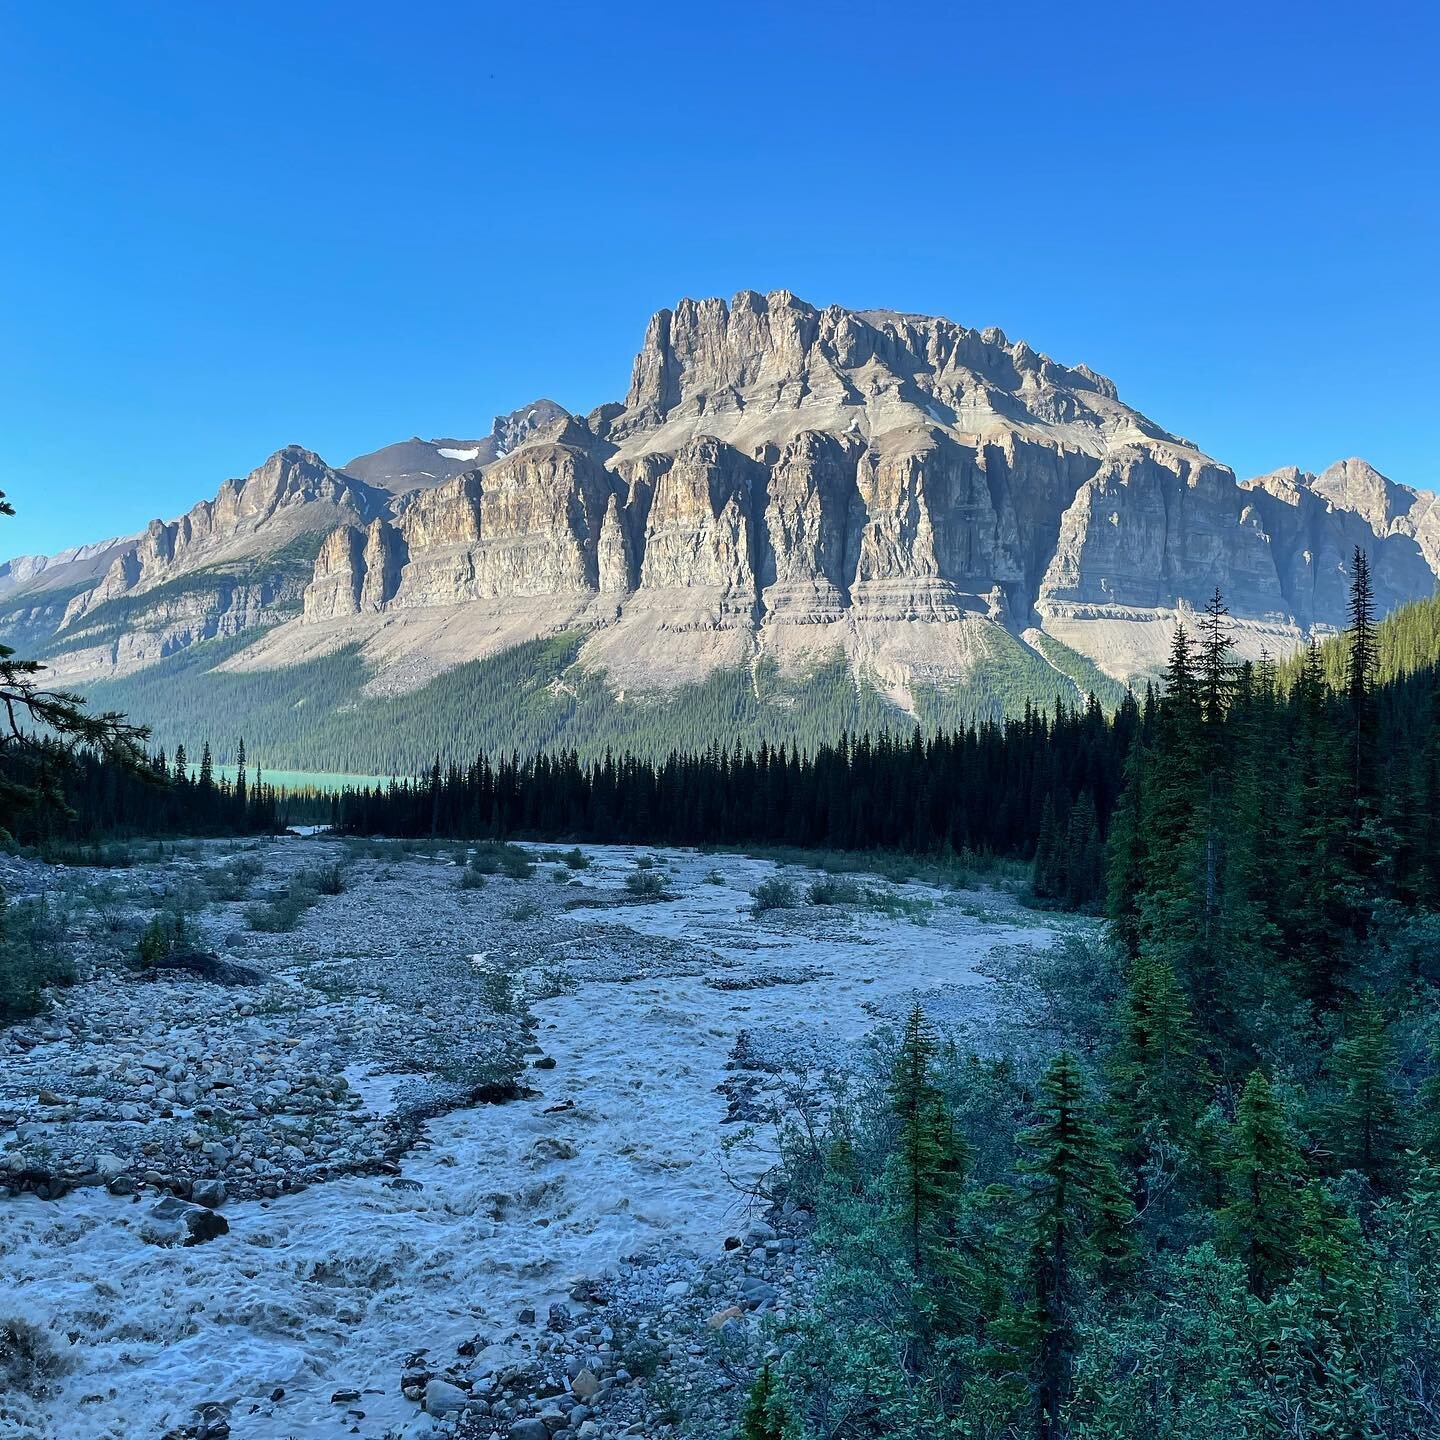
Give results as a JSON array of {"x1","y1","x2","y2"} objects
[{"x1": 0, "y1": 846, "x2": 1060, "y2": 1440}]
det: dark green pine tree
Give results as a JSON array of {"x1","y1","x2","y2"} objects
[
  {"x1": 1062, "y1": 790, "x2": 1103, "y2": 910},
  {"x1": 1288, "y1": 641, "x2": 1350, "y2": 1003},
  {"x1": 1032, "y1": 794, "x2": 1062, "y2": 901},
  {"x1": 235, "y1": 737, "x2": 247, "y2": 810},
  {"x1": 1347, "y1": 546, "x2": 1378, "y2": 809},
  {"x1": 737, "y1": 1363, "x2": 787, "y2": 1440},
  {"x1": 1413, "y1": 1044, "x2": 1440, "y2": 1161},
  {"x1": 1015, "y1": 1052, "x2": 1136, "y2": 1440},
  {"x1": 889, "y1": 1005, "x2": 968, "y2": 1289},
  {"x1": 1107, "y1": 953, "x2": 1211, "y2": 1198},
  {"x1": 1331, "y1": 990, "x2": 1400, "y2": 1185},
  {"x1": 198, "y1": 740, "x2": 214, "y2": 791},
  {"x1": 1217, "y1": 1070, "x2": 1310, "y2": 1297},
  {"x1": 1341, "y1": 546, "x2": 1385, "y2": 934},
  {"x1": 1105, "y1": 747, "x2": 1147, "y2": 964},
  {"x1": 1418, "y1": 673, "x2": 1440, "y2": 905},
  {"x1": 1135, "y1": 626, "x2": 1210, "y2": 997}
]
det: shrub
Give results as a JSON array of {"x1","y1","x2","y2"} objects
[
  {"x1": 562, "y1": 847, "x2": 590, "y2": 870},
  {"x1": 624, "y1": 870, "x2": 667, "y2": 900},
  {"x1": 244, "y1": 879, "x2": 319, "y2": 933},
  {"x1": 0, "y1": 894, "x2": 74, "y2": 1022},
  {"x1": 704, "y1": 869, "x2": 726, "y2": 885},
  {"x1": 807, "y1": 875, "x2": 864, "y2": 906},
  {"x1": 459, "y1": 868, "x2": 487, "y2": 890},
  {"x1": 204, "y1": 854, "x2": 263, "y2": 902},
  {"x1": 506, "y1": 900, "x2": 541, "y2": 922},
  {"x1": 306, "y1": 862, "x2": 346, "y2": 896},
  {"x1": 861, "y1": 888, "x2": 933, "y2": 924},
  {"x1": 752, "y1": 877, "x2": 798, "y2": 913},
  {"x1": 634, "y1": 855, "x2": 657, "y2": 870},
  {"x1": 36, "y1": 839, "x2": 137, "y2": 869},
  {"x1": 480, "y1": 970, "x2": 518, "y2": 1014},
  {"x1": 136, "y1": 910, "x2": 191, "y2": 966},
  {"x1": 469, "y1": 842, "x2": 534, "y2": 879}
]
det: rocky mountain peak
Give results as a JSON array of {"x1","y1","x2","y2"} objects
[
  {"x1": 610, "y1": 289, "x2": 1184, "y2": 465},
  {"x1": 342, "y1": 401, "x2": 573, "y2": 497},
  {"x1": 491, "y1": 399, "x2": 570, "y2": 457},
  {"x1": 1311, "y1": 457, "x2": 1415, "y2": 529},
  {"x1": 9, "y1": 293, "x2": 1439, "y2": 713}
]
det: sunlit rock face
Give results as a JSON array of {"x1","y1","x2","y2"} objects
[{"x1": 11, "y1": 291, "x2": 1439, "y2": 698}]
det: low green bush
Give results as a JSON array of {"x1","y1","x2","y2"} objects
[
  {"x1": 752, "y1": 877, "x2": 798, "y2": 913},
  {"x1": 0, "y1": 894, "x2": 74, "y2": 1022},
  {"x1": 807, "y1": 875, "x2": 865, "y2": 905},
  {"x1": 624, "y1": 870, "x2": 667, "y2": 899},
  {"x1": 469, "y1": 841, "x2": 534, "y2": 879}
]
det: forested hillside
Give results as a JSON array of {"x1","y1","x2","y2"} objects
[
  {"x1": 81, "y1": 625, "x2": 1122, "y2": 773},
  {"x1": 1282, "y1": 589, "x2": 1440, "y2": 691}
]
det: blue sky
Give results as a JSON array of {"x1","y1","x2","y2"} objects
[{"x1": 2, "y1": 0, "x2": 1436, "y2": 556}]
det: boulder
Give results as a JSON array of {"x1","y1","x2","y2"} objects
[
  {"x1": 423, "y1": 1378, "x2": 468, "y2": 1416},
  {"x1": 191, "y1": 1179, "x2": 228, "y2": 1208},
  {"x1": 184, "y1": 1208, "x2": 230, "y2": 1246}
]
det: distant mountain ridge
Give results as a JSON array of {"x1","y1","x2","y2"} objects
[{"x1": 3, "y1": 290, "x2": 1435, "y2": 765}]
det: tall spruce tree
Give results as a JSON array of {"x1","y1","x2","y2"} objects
[
  {"x1": 889, "y1": 1005, "x2": 968, "y2": 1310},
  {"x1": 1331, "y1": 990, "x2": 1400, "y2": 1184},
  {"x1": 1107, "y1": 953, "x2": 1211, "y2": 1206},
  {"x1": 1016, "y1": 1052, "x2": 1135, "y2": 1440},
  {"x1": 1217, "y1": 1070, "x2": 1309, "y2": 1297}
]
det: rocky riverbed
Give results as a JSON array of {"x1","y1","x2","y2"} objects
[{"x1": 0, "y1": 838, "x2": 1068, "y2": 1440}]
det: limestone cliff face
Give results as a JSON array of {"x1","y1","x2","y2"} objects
[
  {"x1": 303, "y1": 518, "x2": 406, "y2": 619},
  {"x1": 634, "y1": 437, "x2": 761, "y2": 621},
  {"x1": 301, "y1": 424, "x2": 619, "y2": 622},
  {"x1": 66, "y1": 446, "x2": 375, "y2": 623},
  {"x1": 287, "y1": 291, "x2": 1436, "y2": 689},
  {"x1": 1039, "y1": 447, "x2": 1283, "y2": 617},
  {"x1": 596, "y1": 495, "x2": 633, "y2": 595},
  {"x1": 759, "y1": 431, "x2": 860, "y2": 619},
  {"x1": 41, "y1": 447, "x2": 383, "y2": 670},
  {"x1": 1238, "y1": 464, "x2": 1437, "y2": 629},
  {"x1": 12, "y1": 291, "x2": 1439, "y2": 698}
]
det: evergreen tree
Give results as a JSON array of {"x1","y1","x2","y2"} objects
[
  {"x1": 1331, "y1": 990, "x2": 1400, "y2": 1184},
  {"x1": 1016, "y1": 1052, "x2": 1135, "y2": 1440},
  {"x1": 889, "y1": 1004, "x2": 969, "y2": 1329},
  {"x1": 1413, "y1": 1044, "x2": 1440, "y2": 1161},
  {"x1": 1348, "y1": 546, "x2": 1377, "y2": 796},
  {"x1": 1105, "y1": 748, "x2": 1146, "y2": 963},
  {"x1": 738, "y1": 1364, "x2": 787, "y2": 1440},
  {"x1": 1062, "y1": 790, "x2": 1103, "y2": 910},
  {"x1": 0, "y1": 489, "x2": 149, "y2": 833},
  {"x1": 1108, "y1": 953, "x2": 1210, "y2": 1204},
  {"x1": 1217, "y1": 1070, "x2": 1309, "y2": 1297}
]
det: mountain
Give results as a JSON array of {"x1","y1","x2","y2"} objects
[
  {"x1": 341, "y1": 400, "x2": 569, "y2": 494},
  {"x1": 4, "y1": 290, "x2": 1436, "y2": 768}
]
